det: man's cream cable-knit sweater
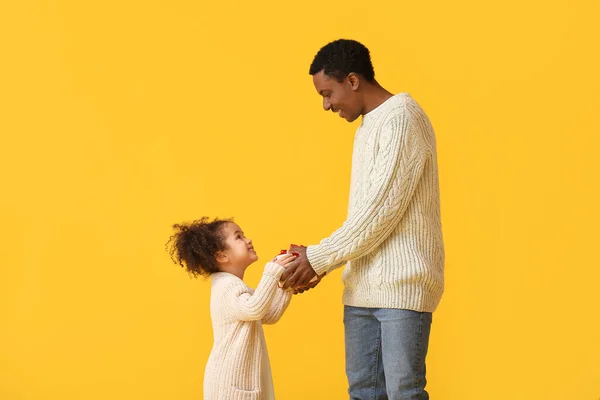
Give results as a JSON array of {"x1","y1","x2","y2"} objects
[
  {"x1": 307, "y1": 93, "x2": 445, "y2": 312},
  {"x1": 203, "y1": 262, "x2": 291, "y2": 400}
]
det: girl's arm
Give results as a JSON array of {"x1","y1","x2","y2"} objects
[
  {"x1": 222, "y1": 261, "x2": 286, "y2": 322},
  {"x1": 261, "y1": 288, "x2": 292, "y2": 325}
]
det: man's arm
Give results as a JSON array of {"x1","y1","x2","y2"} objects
[{"x1": 281, "y1": 109, "x2": 428, "y2": 288}]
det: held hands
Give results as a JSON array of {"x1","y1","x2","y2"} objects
[
  {"x1": 277, "y1": 244, "x2": 325, "y2": 294},
  {"x1": 291, "y1": 272, "x2": 325, "y2": 295}
]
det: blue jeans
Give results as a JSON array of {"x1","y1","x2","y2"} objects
[{"x1": 344, "y1": 306, "x2": 432, "y2": 400}]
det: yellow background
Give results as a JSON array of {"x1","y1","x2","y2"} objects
[{"x1": 1, "y1": 1, "x2": 599, "y2": 399}]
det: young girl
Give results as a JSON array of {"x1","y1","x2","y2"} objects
[{"x1": 166, "y1": 217, "x2": 294, "y2": 400}]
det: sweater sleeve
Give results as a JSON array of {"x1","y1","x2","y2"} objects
[
  {"x1": 222, "y1": 262, "x2": 286, "y2": 322},
  {"x1": 306, "y1": 110, "x2": 429, "y2": 275},
  {"x1": 261, "y1": 288, "x2": 292, "y2": 325}
]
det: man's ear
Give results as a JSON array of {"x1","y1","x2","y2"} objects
[{"x1": 347, "y1": 72, "x2": 360, "y2": 91}]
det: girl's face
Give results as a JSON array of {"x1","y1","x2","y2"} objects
[{"x1": 219, "y1": 222, "x2": 258, "y2": 269}]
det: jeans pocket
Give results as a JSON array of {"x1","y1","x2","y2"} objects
[{"x1": 230, "y1": 386, "x2": 260, "y2": 400}]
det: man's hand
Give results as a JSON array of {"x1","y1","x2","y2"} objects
[
  {"x1": 280, "y1": 245, "x2": 317, "y2": 289},
  {"x1": 292, "y1": 272, "x2": 326, "y2": 294}
]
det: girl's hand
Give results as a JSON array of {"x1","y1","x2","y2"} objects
[{"x1": 273, "y1": 253, "x2": 296, "y2": 268}]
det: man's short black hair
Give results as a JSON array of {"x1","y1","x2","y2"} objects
[{"x1": 309, "y1": 39, "x2": 375, "y2": 83}]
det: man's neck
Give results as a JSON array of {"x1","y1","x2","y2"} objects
[{"x1": 362, "y1": 83, "x2": 394, "y2": 116}]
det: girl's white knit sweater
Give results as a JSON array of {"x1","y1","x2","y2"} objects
[{"x1": 203, "y1": 262, "x2": 291, "y2": 400}]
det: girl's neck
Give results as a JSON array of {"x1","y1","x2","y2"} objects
[{"x1": 219, "y1": 264, "x2": 245, "y2": 280}]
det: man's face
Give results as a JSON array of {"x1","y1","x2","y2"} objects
[{"x1": 312, "y1": 70, "x2": 363, "y2": 122}]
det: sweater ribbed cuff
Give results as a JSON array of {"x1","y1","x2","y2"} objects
[
  {"x1": 306, "y1": 245, "x2": 330, "y2": 276},
  {"x1": 264, "y1": 261, "x2": 286, "y2": 279}
]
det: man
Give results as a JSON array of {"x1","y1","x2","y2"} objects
[{"x1": 280, "y1": 39, "x2": 445, "y2": 399}]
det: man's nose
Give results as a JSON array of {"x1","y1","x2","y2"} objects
[{"x1": 323, "y1": 98, "x2": 331, "y2": 111}]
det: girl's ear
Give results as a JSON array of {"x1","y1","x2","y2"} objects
[{"x1": 215, "y1": 251, "x2": 228, "y2": 264}]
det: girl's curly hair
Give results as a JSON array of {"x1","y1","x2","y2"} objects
[{"x1": 166, "y1": 217, "x2": 232, "y2": 277}]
